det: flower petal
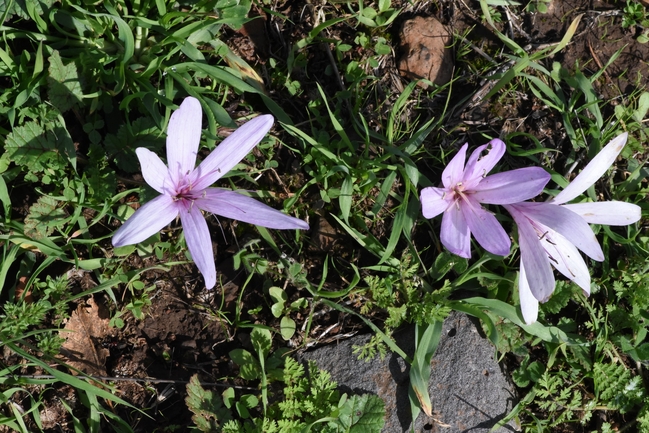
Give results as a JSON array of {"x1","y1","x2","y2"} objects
[
  {"x1": 552, "y1": 132, "x2": 628, "y2": 204},
  {"x1": 197, "y1": 189, "x2": 309, "y2": 230},
  {"x1": 514, "y1": 202, "x2": 604, "y2": 261},
  {"x1": 518, "y1": 260, "x2": 539, "y2": 325},
  {"x1": 190, "y1": 115, "x2": 274, "y2": 191},
  {"x1": 562, "y1": 201, "x2": 642, "y2": 226},
  {"x1": 112, "y1": 195, "x2": 178, "y2": 247},
  {"x1": 463, "y1": 138, "x2": 506, "y2": 189},
  {"x1": 136, "y1": 148, "x2": 174, "y2": 195},
  {"x1": 539, "y1": 227, "x2": 590, "y2": 295},
  {"x1": 420, "y1": 187, "x2": 451, "y2": 219},
  {"x1": 461, "y1": 196, "x2": 510, "y2": 256},
  {"x1": 178, "y1": 201, "x2": 216, "y2": 289},
  {"x1": 167, "y1": 97, "x2": 203, "y2": 186},
  {"x1": 505, "y1": 204, "x2": 555, "y2": 302},
  {"x1": 441, "y1": 143, "x2": 467, "y2": 188},
  {"x1": 472, "y1": 167, "x2": 550, "y2": 204},
  {"x1": 440, "y1": 202, "x2": 471, "y2": 258}
]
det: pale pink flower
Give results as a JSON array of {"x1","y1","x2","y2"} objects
[
  {"x1": 421, "y1": 139, "x2": 550, "y2": 258},
  {"x1": 505, "y1": 133, "x2": 641, "y2": 323},
  {"x1": 113, "y1": 97, "x2": 309, "y2": 289}
]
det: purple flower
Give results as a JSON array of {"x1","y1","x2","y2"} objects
[
  {"x1": 112, "y1": 97, "x2": 309, "y2": 289},
  {"x1": 420, "y1": 139, "x2": 551, "y2": 258},
  {"x1": 504, "y1": 133, "x2": 641, "y2": 324}
]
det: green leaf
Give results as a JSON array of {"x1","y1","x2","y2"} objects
[
  {"x1": 104, "y1": 118, "x2": 164, "y2": 173},
  {"x1": 456, "y1": 297, "x2": 586, "y2": 345},
  {"x1": 4, "y1": 121, "x2": 63, "y2": 172},
  {"x1": 270, "y1": 302, "x2": 284, "y2": 318},
  {"x1": 330, "y1": 393, "x2": 385, "y2": 432},
  {"x1": 185, "y1": 374, "x2": 231, "y2": 432},
  {"x1": 339, "y1": 175, "x2": 353, "y2": 222},
  {"x1": 24, "y1": 195, "x2": 67, "y2": 240},
  {"x1": 280, "y1": 316, "x2": 296, "y2": 340},
  {"x1": 409, "y1": 321, "x2": 442, "y2": 418},
  {"x1": 0, "y1": 174, "x2": 11, "y2": 221},
  {"x1": 229, "y1": 348, "x2": 261, "y2": 380},
  {"x1": 251, "y1": 327, "x2": 272, "y2": 357},
  {"x1": 269, "y1": 286, "x2": 287, "y2": 304},
  {"x1": 47, "y1": 51, "x2": 83, "y2": 113},
  {"x1": 378, "y1": 0, "x2": 391, "y2": 13}
]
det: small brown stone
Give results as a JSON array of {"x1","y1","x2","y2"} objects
[{"x1": 398, "y1": 16, "x2": 454, "y2": 87}]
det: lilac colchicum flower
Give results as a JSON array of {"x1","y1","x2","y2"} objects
[
  {"x1": 112, "y1": 97, "x2": 309, "y2": 289},
  {"x1": 420, "y1": 139, "x2": 551, "y2": 258},
  {"x1": 504, "y1": 132, "x2": 642, "y2": 324}
]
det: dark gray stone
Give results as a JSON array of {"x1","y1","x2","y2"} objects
[{"x1": 300, "y1": 312, "x2": 520, "y2": 432}]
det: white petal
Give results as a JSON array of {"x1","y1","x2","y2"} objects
[
  {"x1": 112, "y1": 195, "x2": 178, "y2": 246},
  {"x1": 178, "y1": 201, "x2": 216, "y2": 289},
  {"x1": 505, "y1": 204, "x2": 555, "y2": 302},
  {"x1": 562, "y1": 201, "x2": 642, "y2": 226},
  {"x1": 515, "y1": 202, "x2": 604, "y2": 261},
  {"x1": 136, "y1": 148, "x2": 174, "y2": 195},
  {"x1": 420, "y1": 187, "x2": 451, "y2": 219},
  {"x1": 461, "y1": 196, "x2": 510, "y2": 256},
  {"x1": 197, "y1": 189, "x2": 309, "y2": 230},
  {"x1": 552, "y1": 133, "x2": 627, "y2": 204},
  {"x1": 519, "y1": 260, "x2": 539, "y2": 325},
  {"x1": 190, "y1": 115, "x2": 274, "y2": 191},
  {"x1": 539, "y1": 226, "x2": 591, "y2": 295},
  {"x1": 166, "y1": 97, "x2": 203, "y2": 186},
  {"x1": 463, "y1": 139, "x2": 506, "y2": 189},
  {"x1": 440, "y1": 202, "x2": 471, "y2": 258},
  {"x1": 441, "y1": 143, "x2": 468, "y2": 188}
]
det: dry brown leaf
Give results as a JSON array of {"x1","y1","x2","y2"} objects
[{"x1": 58, "y1": 298, "x2": 110, "y2": 376}]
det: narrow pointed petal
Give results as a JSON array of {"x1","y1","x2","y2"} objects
[
  {"x1": 463, "y1": 139, "x2": 506, "y2": 188},
  {"x1": 505, "y1": 204, "x2": 555, "y2": 302},
  {"x1": 190, "y1": 115, "x2": 274, "y2": 191},
  {"x1": 421, "y1": 187, "x2": 451, "y2": 219},
  {"x1": 562, "y1": 201, "x2": 642, "y2": 226},
  {"x1": 112, "y1": 195, "x2": 178, "y2": 247},
  {"x1": 167, "y1": 97, "x2": 203, "y2": 185},
  {"x1": 515, "y1": 202, "x2": 604, "y2": 261},
  {"x1": 461, "y1": 196, "x2": 510, "y2": 256},
  {"x1": 136, "y1": 148, "x2": 174, "y2": 195},
  {"x1": 472, "y1": 167, "x2": 551, "y2": 204},
  {"x1": 552, "y1": 133, "x2": 628, "y2": 204},
  {"x1": 518, "y1": 260, "x2": 539, "y2": 325},
  {"x1": 197, "y1": 189, "x2": 309, "y2": 230},
  {"x1": 540, "y1": 229, "x2": 591, "y2": 295},
  {"x1": 441, "y1": 143, "x2": 467, "y2": 188},
  {"x1": 179, "y1": 202, "x2": 216, "y2": 289},
  {"x1": 440, "y1": 203, "x2": 471, "y2": 258}
]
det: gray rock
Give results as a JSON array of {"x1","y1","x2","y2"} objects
[{"x1": 300, "y1": 312, "x2": 520, "y2": 432}]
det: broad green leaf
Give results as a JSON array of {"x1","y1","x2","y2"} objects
[
  {"x1": 185, "y1": 374, "x2": 231, "y2": 432},
  {"x1": 268, "y1": 286, "x2": 287, "y2": 304},
  {"x1": 229, "y1": 349, "x2": 261, "y2": 380},
  {"x1": 104, "y1": 118, "x2": 164, "y2": 173},
  {"x1": 4, "y1": 121, "x2": 62, "y2": 172},
  {"x1": 47, "y1": 51, "x2": 82, "y2": 113},
  {"x1": 280, "y1": 316, "x2": 296, "y2": 340},
  {"x1": 24, "y1": 195, "x2": 67, "y2": 240},
  {"x1": 331, "y1": 393, "x2": 385, "y2": 432},
  {"x1": 251, "y1": 327, "x2": 272, "y2": 357},
  {"x1": 378, "y1": 0, "x2": 391, "y2": 13},
  {"x1": 633, "y1": 92, "x2": 649, "y2": 122}
]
